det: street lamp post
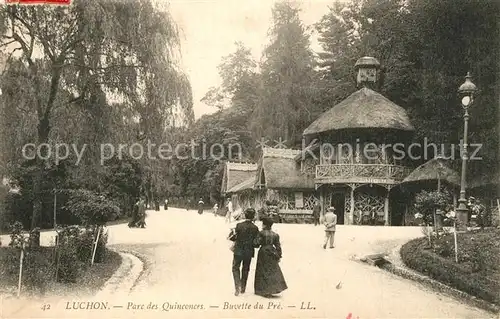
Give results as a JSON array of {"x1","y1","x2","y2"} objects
[{"x1": 455, "y1": 72, "x2": 478, "y2": 231}]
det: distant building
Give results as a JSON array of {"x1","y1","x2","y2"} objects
[{"x1": 221, "y1": 162, "x2": 257, "y2": 210}]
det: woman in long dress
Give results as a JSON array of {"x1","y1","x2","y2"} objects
[{"x1": 254, "y1": 217, "x2": 287, "y2": 297}]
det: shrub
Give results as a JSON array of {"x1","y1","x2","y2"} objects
[
  {"x1": 63, "y1": 190, "x2": 120, "y2": 226},
  {"x1": 22, "y1": 247, "x2": 54, "y2": 294},
  {"x1": 54, "y1": 225, "x2": 110, "y2": 282},
  {"x1": 55, "y1": 226, "x2": 83, "y2": 283},
  {"x1": 9, "y1": 221, "x2": 26, "y2": 248},
  {"x1": 0, "y1": 184, "x2": 10, "y2": 233},
  {"x1": 3, "y1": 192, "x2": 32, "y2": 230},
  {"x1": 74, "y1": 226, "x2": 108, "y2": 264},
  {"x1": 29, "y1": 228, "x2": 40, "y2": 248},
  {"x1": 414, "y1": 189, "x2": 452, "y2": 226},
  {"x1": 93, "y1": 229, "x2": 108, "y2": 263}
]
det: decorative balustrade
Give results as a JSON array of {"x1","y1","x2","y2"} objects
[{"x1": 315, "y1": 164, "x2": 412, "y2": 184}]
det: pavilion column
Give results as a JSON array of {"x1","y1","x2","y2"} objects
[
  {"x1": 384, "y1": 187, "x2": 390, "y2": 226},
  {"x1": 349, "y1": 185, "x2": 355, "y2": 225},
  {"x1": 319, "y1": 187, "x2": 325, "y2": 218}
]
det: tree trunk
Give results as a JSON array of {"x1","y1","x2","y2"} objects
[
  {"x1": 31, "y1": 68, "x2": 61, "y2": 230},
  {"x1": 31, "y1": 117, "x2": 50, "y2": 230}
]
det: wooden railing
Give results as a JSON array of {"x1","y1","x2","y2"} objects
[{"x1": 315, "y1": 164, "x2": 412, "y2": 184}]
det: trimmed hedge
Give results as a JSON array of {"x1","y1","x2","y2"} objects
[{"x1": 401, "y1": 231, "x2": 500, "y2": 306}]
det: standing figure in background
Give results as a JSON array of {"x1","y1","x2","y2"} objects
[
  {"x1": 186, "y1": 199, "x2": 191, "y2": 211},
  {"x1": 136, "y1": 198, "x2": 147, "y2": 228},
  {"x1": 213, "y1": 203, "x2": 219, "y2": 216},
  {"x1": 312, "y1": 203, "x2": 321, "y2": 226},
  {"x1": 128, "y1": 198, "x2": 139, "y2": 228},
  {"x1": 226, "y1": 200, "x2": 233, "y2": 223},
  {"x1": 164, "y1": 198, "x2": 169, "y2": 210},
  {"x1": 323, "y1": 207, "x2": 337, "y2": 249},
  {"x1": 198, "y1": 198, "x2": 204, "y2": 214}
]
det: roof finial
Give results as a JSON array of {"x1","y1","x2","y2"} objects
[{"x1": 355, "y1": 57, "x2": 381, "y2": 90}]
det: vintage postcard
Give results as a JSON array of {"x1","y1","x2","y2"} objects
[{"x1": 0, "y1": 0, "x2": 499, "y2": 318}]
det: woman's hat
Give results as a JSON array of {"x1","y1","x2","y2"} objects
[{"x1": 328, "y1": 206, "x2": 335, "y2": 211}]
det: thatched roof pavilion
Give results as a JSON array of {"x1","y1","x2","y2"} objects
[
  {"x1": 220, "y1": 162, "x2": 257, "y2": 195},
  {"x1": 401, "y1": 157, "x2": 460, "y2": 188},
  {"x1": 227, "y1": 176, "x2": 255, "y2": 194},
  {"x1": 255, "y1": 148, "x2": 314, "y2": 190},
  {"x1": 303, "y1": 87, "x2": 414, "y2": 137}
]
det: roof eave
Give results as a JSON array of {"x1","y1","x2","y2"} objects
[{"x1": 303, "y1": 126, "x2": 415, "y2": 137}]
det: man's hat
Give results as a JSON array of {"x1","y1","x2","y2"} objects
[{"x1": 328, "y1": 206, "x2": 335, "y2": 211}]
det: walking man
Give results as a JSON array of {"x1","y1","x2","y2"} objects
[
  {"x1": 229, "y1": 208, "x2": 259, "y2": 296},
  {"x1": 226, "y1": 199, "x2": 233, "y2": 223},
  {"x1": 323, "y1": 207, "x2": 337, "y2": 249},
  {"x1": 312, "y1": 203, "x2": 321, "y2": 226}
]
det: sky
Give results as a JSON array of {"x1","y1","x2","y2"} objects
[{"x1": 167, "y1": 0, "x2": 339, "y2": 119}]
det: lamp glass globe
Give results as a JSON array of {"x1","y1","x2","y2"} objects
[{"x1": 461, "y1": 96, "x2": 471, "y2": 107}]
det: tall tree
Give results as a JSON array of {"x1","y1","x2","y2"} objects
[
  {"x1": 0, "y1": 0, "x2": 192, "y2": 228},
  {"x1": 252, "y1": 1, "x2": 316, "y2": 147},
  {"x1": 201, "y1": 41, "x2": 259, "y2": 113}
]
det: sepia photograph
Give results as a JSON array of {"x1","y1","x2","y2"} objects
[{"x1": 0, "y1": 0, "x2": 498, "y2": 318}]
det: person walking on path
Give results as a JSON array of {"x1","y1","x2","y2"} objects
[
  {"x1": 312, "y1": 203, "x2": 321, "y2": 226},
  {"x1": 213, "y1": 203, "x2": 218, "y2": 216},
  {"x1": 226, "y1": 200, "x2": 233, "y2": 223},
  {"x1": 197, "y1": 198, "x2": 204, "y2": 214},
  {"x1": 128, "y1": 199, "x2": 139, "y2": 228},
  {"x1": 323, "y1": 207, "x2": 337, "y2": 249},
  {"x1": 136, "y1": 198, "x2": 147, "y2": 228},
  {"x1": 228, "y1": 208, "x2": 259, "y2": 296},
  {"x1": 164, "y1": 198, "x2": 168, "y2": 210},
  {"x1": 254, "y1": 217, "x2": 287, "y2": 297}
]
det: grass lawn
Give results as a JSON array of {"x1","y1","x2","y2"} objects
[
  {"x1": 0, "y1": 246, "x2": 122, "y2": 297},
  {"x1": 401, "y1": 228, "x2": 500, "y2": 306}
]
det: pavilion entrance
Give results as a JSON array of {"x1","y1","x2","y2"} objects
[{"x1": 329, "y1": 191, "x2": 345, "y2": 225}]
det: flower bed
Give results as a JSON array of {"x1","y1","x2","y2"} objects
[{"x1": 400, "y1": 228, "x2": 500, "y2": 306}]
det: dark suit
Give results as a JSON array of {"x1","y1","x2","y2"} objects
[{"x1": 230, "y1": 219, "x2": 259, "y2": 292}]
